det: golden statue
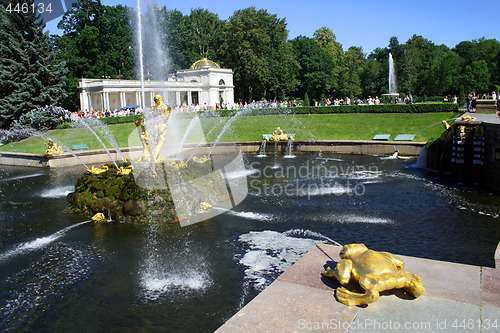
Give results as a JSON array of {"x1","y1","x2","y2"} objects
[
  {"x1": 199, "y1": 202, "x2": 212, "y2": 212},
  {"x1": 192, "y1": 155, "x2": 210, "y2": 164},
  {"x1": 270, "y1": 127, "x2": 293, "y2": 142},
  {"x1": 91, "y1": 212, "x2": 107, "y2": 223},
  {"x1": 462, "y1": 115, "x2": 476, "y2": 122},
  {"x1": 88, "y1": 165, "x2": 109, "y2": 174},
  {"x1": 458, "y1": 125, "x2": 467, "y2": 138},
  {"x1": 45, "y1": 140, "x2": 64, "y2": 156},
  {"x1": 117, "y1": 165, "x2": 133, "y2": 175},
  {"x1": 324, "y1": 244, "x2": 424, "y2": 306},
  {"x1": 169, "y1": 160, "x2": 187, "y2": 169},
  {"x1": 135, "y1": 94, "x2": 172, "y2": 163}
]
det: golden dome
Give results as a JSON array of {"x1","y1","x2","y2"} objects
[{"x1": 189, "y1": 57, "x2": 221, "y2": 69}]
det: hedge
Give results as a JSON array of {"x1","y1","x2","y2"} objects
[
  {"x1": 99, "y1": 114, "x2": 141, "y2": 124},
  {"x1": 212, "y1": 102, "x2": 459, "y2": 117},
  {"x1": 78, "y1": 103, "x2": 459, "y2": 124}
]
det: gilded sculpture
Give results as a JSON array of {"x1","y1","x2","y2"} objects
[
  {"x1": 135, "y1": 94, "x2": 172, "y2": 163},
  {"x1": 88, "y1": 165, "x2": 109, "y2": 174},
  {"x1": 266, "y1": 127, "x2": 294, "y2": 142},
  {"x1": 324, "y1": 244, "x2": 424, "y2": 306},
  {"x1": 45, "y1": 140, "x2": 64, "y2": 156}
]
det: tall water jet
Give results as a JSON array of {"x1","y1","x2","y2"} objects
[
  {"x1": 382, "y1": 53, "x2": 399, "y2": 102},
  {"x1": 389, "y1": 53, "x2": 397, "y2": 94}
]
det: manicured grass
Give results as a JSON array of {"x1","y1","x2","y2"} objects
[
  {"x1": 201, "y1": 112, "x2": 461, "y2": 142},
  {"x1": 0, "y1": 112, "x2": 461, "y2": 154}
]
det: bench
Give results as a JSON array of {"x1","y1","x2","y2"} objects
[
  {"x1": 372, "y1": 134, "x2": 391, "y2": 140},
  {"x1": 72, "y1": 144, "x2": 89, "y2": 150},
  {"x1": 394, "y1": 134, "x2": 416, "y2": 141}
]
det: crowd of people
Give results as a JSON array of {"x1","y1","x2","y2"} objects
[
  {"x1": 70, "y1": 91, "x2": 499, "y2": 119},
  {"x1": 466, "y1": 91, "x2": 499, "y2": 112}
]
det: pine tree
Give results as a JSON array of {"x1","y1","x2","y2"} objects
[{"x1": 0, "y1": 0, "x2": 68, "y2": 129}]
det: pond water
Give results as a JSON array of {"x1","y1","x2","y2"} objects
[{"x1": 1, "y1": 153, "x2": 499, "y2": 332}]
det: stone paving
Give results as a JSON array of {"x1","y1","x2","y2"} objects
[{"x1": 216, "y1": 243, "x2": 500, "y2": 333}]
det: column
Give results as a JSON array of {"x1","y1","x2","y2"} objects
[
  {"x1": 120, "y1": 92, "x2": 125, "y2": 108},
  {"x1": 105, "y1": 92, "x2": 110, "y2": 111},
  {"x1": 187, "y1": 90, "x2": 192, "y2": 106},
  {"x1": 136, "y1": 91, "x2": 141, "y2": 109},
  {"x1": 150, "y1": 91, "x2": 154, "y2": 107},
  {"x1": 80, "y1": 89, "x2": 87, "y2": 111},
  {"x1": 176, "y1": 91, "x2": 181, "y2": 107},
  {"x1": 101, "y1": 92, "x2": 105, "y2": 111}
]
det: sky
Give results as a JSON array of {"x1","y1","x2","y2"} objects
[{"x1": 44, "y1": 0, "x2": 500, "y2": 54}]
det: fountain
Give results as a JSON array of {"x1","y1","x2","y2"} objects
[
  {"x1": 1, "y1": 2, "x2": 500, "y2": 331},
  {"x1": 381, "y1": 53, "x2": 399, "y2": 102}
]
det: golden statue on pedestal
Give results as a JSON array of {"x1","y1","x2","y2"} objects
[
  {"x1": 45, "y1": 140, "x2": 64, "y2": 156},
  {"x1": 135, "y1": 94, "x2": 172, "y2": 163},
  {"x1": 88, "y1": 165, "x2": 109, "y2": 174},
  {"x1": 324, "y1": 244, "x2": 424, "y2": 306},
  {"x1": 266, "y1": 127, "x2": 294, "y2": 142}
]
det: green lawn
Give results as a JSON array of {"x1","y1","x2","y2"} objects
[{"x1": 0, "y1": 112, "x2": 461, "y2": 154}]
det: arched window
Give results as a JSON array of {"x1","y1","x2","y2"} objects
[{"x1": 219, "y1": 79, "x2": 225, "y2": 86}]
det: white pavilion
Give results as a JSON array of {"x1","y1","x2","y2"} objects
[{"x1": 78, "y1": 58, "x2": 234, "y2": 112}]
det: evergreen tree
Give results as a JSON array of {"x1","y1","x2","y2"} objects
[{"x1": 0, "y1": 0, "x2": 67, "y2": 129}]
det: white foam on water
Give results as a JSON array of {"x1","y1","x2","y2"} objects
[
  {"x1": 237, "y1": 230, "x2": 321, "y2": 289},
  {"x1": 345, "y1": 170, "x2": 383, "y2": 180},
  {"x1": 223, "y1": 168, "x2": 258, "y2": 180},
  {"x1": 0, "y1": 221, "x2": 90, "y2": 262},
  {"x1": 1, "y1": 244, "x2": 101, "y2": 327},
  {"x1": 338, "y1": 214, "x2": 393, "y2": 224},
  {"x1": 283, "y1": 155, "x2": 296, "y2": 159},
  {"x1": 255, "y1": 154, "x2": 267, "y2": 158},
  {"x1": 1, "y1": 173, "x2": 44, "y2": 182},
  {"x1": 39, "y1": 185, "x2": 75, "y2": 198},
  {"x1": 140, "y1": 267, "x2": 211, "y2": 300},
  {"x1": 316, "y1": 157, "x2": 344, "y2": 162},
  {"x1": 298, "y1": 184, "x2": 350, "y2": 197},
  {"x1": 227, "y1": 210, "x2": 274, "y2": 221}
]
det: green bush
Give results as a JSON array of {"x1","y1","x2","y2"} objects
[
  {"x1": 100, "y1": 114, "x2": 141, "y2": 124},
  {"x1": 57, "y1": 122, "x2": 72, "y2": 129},
  {"x1": 207, "y1": 103, "x2": 458, "y2": 118}
]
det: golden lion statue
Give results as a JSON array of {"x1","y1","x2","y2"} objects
[{"x1": 324, "y1": 244, "x2": 424, "y2": 306}]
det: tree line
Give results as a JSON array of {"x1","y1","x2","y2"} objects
[{"x1": 1, "y1": 0, "x2": 499, "y2": 129}]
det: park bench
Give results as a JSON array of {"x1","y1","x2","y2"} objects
[
  {"x1": 372, "y1": 134, "x2": 390, "y2": 140},
  {"x1": 71, "y1": 144, "x2": 89, "y2": 150},
  {"x1": 394, "y1": 134, "x2": 416, "y2": 141}
]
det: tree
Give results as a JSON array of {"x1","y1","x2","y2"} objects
[
  {"x1": 339, "y1": 46, "x2": 365, "y2": 99},
  {"x1": 290, "y1": 36, "x2": 333, "y2": 101},
  {"x1": 221, "y1": 7, "x2": 298, "y2": 102},
  {"x1": 190, "y1": 8, "x2": 224, "y2": 59},
  {"x1": 0, "y1": 0, "x2": 68, "y2": 129},
  {"x1": 313, "y1": 27, "x2": 344, "y2": 95},
  {"x1": 157, "y1": 8, "x2": 198, "y2": 71},
  {"x1": 55, "y1": 0, "x2": 135, "y2": 110}
]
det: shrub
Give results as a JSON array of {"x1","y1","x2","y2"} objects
[
  {"x1": 57, "y1": 122, "x2": 72, "y2": 129},
  {"x1": 205, "y1": 103, "x2": 458, "y2": 118},
  {"x1": 100, "y1": 114, "x2": 141, "y2": 124}
]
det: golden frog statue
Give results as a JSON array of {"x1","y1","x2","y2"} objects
[
  {"x1": 117, "y1": 165, "x2": 133, "y2": 175},
  {"x1": 88, "y1": 165, "x2": 109, "y2": 174},
  {"x1": 91, "y1": 213, "x2": 107, "y2": 223},
  {"x1": 170, "y1": 160, "x2": 187, "y2": 169},
  {"x1": 324, "y1": 244, "x2": 424, "y2": 306},
  {"x1": 192, "y1": 155, "x2": 210, "y2": 164},
  {"x1": 199, "y1": 202, "x2": 212, "y2": 212}
]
